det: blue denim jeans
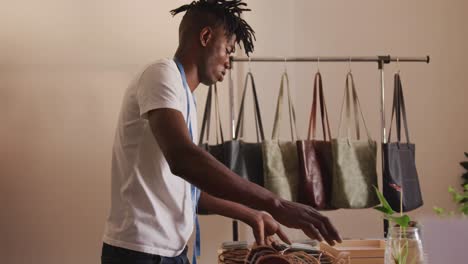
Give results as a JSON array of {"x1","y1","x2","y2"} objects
[{"x1": 101, "y1": 243, "x2": 190, "y2": 264}]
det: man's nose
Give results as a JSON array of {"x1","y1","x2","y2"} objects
[{"x1": 224, "y1": 57, "x2": 232, "y2": 70}]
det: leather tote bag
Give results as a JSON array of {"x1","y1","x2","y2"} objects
[
  {"x1": 331, "y1": 72, "x2": 379, "y2": 209},
  {"x1": 199, "y1": 84, "x2": 227, "y2": 165},
  {"x1": 225, "y1": 72, "x2": 265, "y2": 186},
  {"x1": 296, "y1": 72, "x2": 333, "y2": 209},
  {"x1": 383, "y1": 73, "x2": 423, "y2": 212},
  {"x1": 263, "y1": 72, "x2": 300, "y2": 201}
]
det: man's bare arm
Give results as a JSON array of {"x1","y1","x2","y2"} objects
[
  {"x1": 149, "y1": 108, "x2": 275, "y2": 211},
  {"x1": 148, "y1": 108, "x2": 341, "y2": 245}
]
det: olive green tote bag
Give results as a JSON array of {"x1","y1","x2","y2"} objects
[
  {"x1": 331, "y1": 72, "x2": 379, "y2": 209},
  {"x1": 262, "y1": 72, "x2": 300, "y2": 201}
]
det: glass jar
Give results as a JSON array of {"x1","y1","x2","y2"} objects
[{"x1": 385, "y1": 227, "x2": 425, "y2": 264}]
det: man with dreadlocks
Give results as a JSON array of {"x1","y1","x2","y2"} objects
[{"x1": 101, "y1": 1, "x2": 341, "y2": 263}]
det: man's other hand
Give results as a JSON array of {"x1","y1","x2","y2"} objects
[
  {"x1": 270, "y1": 200, "x2": 342, "y2": 246},
  {"x1": 247, "y1": 211, "x2": 291, "y2": 246}
]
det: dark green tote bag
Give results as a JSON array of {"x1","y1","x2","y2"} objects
[
  {"x1": 199, "y1": 84, "x2": 227, "y2": 166},
  {"x1": 224, "y1": 72, "x2": 265, "y2": 187}
]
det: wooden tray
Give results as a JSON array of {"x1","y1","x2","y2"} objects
[{"x1": 322, "y1": 239, "x2": 385, "y2": 264}]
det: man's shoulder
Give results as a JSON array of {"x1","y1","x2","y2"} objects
[
  {"x1": 143, "y1": 58, "x2": 178, "y2": 76},
  {"x1": 135, "y1": 58, "x2": 183, "y2": 97}
]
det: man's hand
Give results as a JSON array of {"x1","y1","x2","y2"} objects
[
  {"x1": 270, "y1": 200, "x2": 342, "y2": 246},
  {"x1": 198, "y1": 192, "x2": 291, "y2": 246},
  {"x1": 247, "y1": 211, "x2": 291, "y2": 246}
]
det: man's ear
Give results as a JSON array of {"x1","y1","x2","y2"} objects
[{"x1": 200, "y1": 26, "x2": 213, "y2": 47}]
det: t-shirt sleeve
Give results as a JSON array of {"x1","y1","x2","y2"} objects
[{"x1": 136, "y1": 61, "x2": 183, "y2": 120}]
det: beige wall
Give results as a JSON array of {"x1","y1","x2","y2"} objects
[{"x1": 1, "y1": 0, "x2": 467, "y2": 263}]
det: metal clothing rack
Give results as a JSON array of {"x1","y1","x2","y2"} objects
[{"x1": 227, "y1": 55, "x2": 430, "y2": 241}]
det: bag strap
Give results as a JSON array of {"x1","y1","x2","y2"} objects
[
  {"x1": 198, "y1": 84, "x2": 224, "y2": 145},
  {"x1": 235, "y1": 72, "x2": 265, "y2": 142},
  {"x1": 337, "y1": 72, "x2": 372, "y2": 140},
  {"x1": 199, "y1": 85, "x2": 212, "y2": 145},
  {"x1": 388, "y1": 73, "x2": 411, "y2": 143},
  {"x1": 388, "y1": 73, "x2": 399, "y2": 142},
  {"x1": 307, "y1": 71, "x2": 332, "y2": 141},
  {"x1": 272, "y1": 72, "x2": 299, "y2": 141},
  {"x1": 285, "y1": 252, "x2": 320, "y2": 264},
  {"x1": 398, "y1": 75, "x2": 410, "y2": 142},
  {"x1": 350, "y1": 74, "x2": 361, "y2": 139},
  {"x1": 338, "y1": 73, "x2": 354, "y2": 139},
  {"x1": 213, "y1": 84, "x2": 224, "y2": 144}
]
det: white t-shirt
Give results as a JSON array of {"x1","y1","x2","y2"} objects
[{"x1": 102, "y1": 58, "x2": 198, "y2": 257}]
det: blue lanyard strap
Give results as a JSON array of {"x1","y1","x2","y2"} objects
[
  {"x1": 174, "y1": 59, "x2": 196, "y2": 138},
  {"x1": 174, "y1": 58, "x2": 201, "y2": 264}
]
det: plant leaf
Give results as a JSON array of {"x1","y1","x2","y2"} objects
[
  {"x1": 465, "y1": 152, "x2": 468, "y2": 158},
  {"x1": 433, "y1": 206, "x2": 445, "y2": 216},
  {"x1": 464, "y1": 184, "x2": 468, "y2": 191},
  {"x1": 373, "y1": 186, "x2": 395, "y2": 215},
  {"x1": 461, "y1": 161, "x2": 468, "y2": 170},
  {"x1": 454, "y1": 193, "x2": 464, "y2": 203},
  {"x1": 387, "y1": 215, "x2": 411, "y2": 228},
  {"x1": 460, "y1": 204, "x2": 468, "y2": 215},
  {"x1": 448, "y1": 186, "x2": 456, "y2": 194}
]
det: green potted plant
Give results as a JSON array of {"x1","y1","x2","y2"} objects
[
  {"x1": 373, "y1": 186, "x2": 424, "y2": 264},
  {"x1": 433, "y1": 152, "x2": 468, "y2": 217}
]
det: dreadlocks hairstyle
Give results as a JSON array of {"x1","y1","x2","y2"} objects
[{"x1": 170, "y1": 0, "x2": 255, "y2": 56}]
